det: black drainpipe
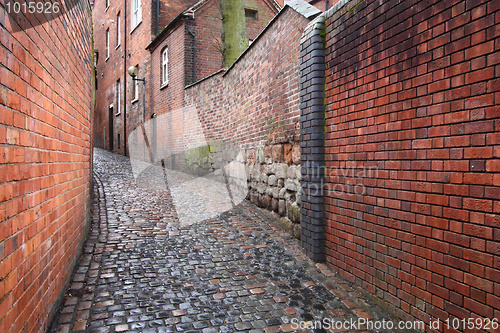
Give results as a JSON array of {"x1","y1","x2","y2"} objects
[
  {"x1": 156, "y1": 0, "x2": 160, "y2": 36},
  {"x1": 185, "y1": 17, "x2": 196, "y2": 83},
  {"x1": 123, "y1": 0, "x2": 128, "y2": 156}
]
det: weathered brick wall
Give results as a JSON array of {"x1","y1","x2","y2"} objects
[
  {"x1": 321, "y1": 0, "x2": 500, "y2": 326},
  {"x1": 187, "y1": 0, "x2": 279, "y2": 81},
  {"x1": 143, "y1": 19, "x2": 187, "y2": 164},
  {"x1": 0, "y1": 0, "x2": 93, "y2": 331},
  {"x1": 93, "y1": 0, "x2": 124, "y2": 152},
  {"x1": 181, "y1": 5, "x2": 313, "y2": 234},
  {"x1": 186, "y1": 6, "x2": 307, "y2": 149},
  {"x1": 93, "y1": 0, "x2": 154, "y2": 155}
]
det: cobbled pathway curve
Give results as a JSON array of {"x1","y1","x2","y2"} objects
[{"x1": 49, "y1": 148, "x2": 406, "y2": 333}]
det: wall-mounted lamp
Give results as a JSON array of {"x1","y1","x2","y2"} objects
[{"x1": 127, "y1": 66, "x2": 145, "y2": 83}]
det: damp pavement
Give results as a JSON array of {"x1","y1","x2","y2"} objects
[{"x1": 49, "y1": 148, "x2": 407, "y2": 333}]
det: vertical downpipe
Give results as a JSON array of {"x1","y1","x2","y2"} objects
[{"x1": 123, "y1": 0, "x2": 128, "y2": 156}]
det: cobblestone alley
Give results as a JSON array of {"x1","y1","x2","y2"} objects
[{"x1": 49, "y1": 149, "x2": 404, "y2": 333}]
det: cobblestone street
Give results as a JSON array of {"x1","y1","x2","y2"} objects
[{"x1": 49, "y1": 148, "x2": 402, "y2": 333}]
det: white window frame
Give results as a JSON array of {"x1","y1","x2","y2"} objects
[
  {"x1": 106, "y1": 28, "x2": 110, "y2": 59},
  {"x1": 116, "y1": 12, "x2": 121, "y2": 47},
  {"x1": 132, "y1": 74, "x2": 139, "y2": 103},
  {"x1": 161, "y1": 47, "x2": 168, "y2": 87},
  {"x1": 116, "y1": 79, "x2": 121, "y2": 115},
  {"x1": 131, "y1": 0, "x2": 142, "y2": 30}
]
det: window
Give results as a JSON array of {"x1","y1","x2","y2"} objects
[
  {"x1": 106, "y1": 28, "x2": 110, "y2": 59},
  {"x1": 245, "y1": 8, "x2": 258, "y2": 19},
  {"x1": 132, "y1": 67, "x2": 139, "y2": 102},
  {"x1": 116, "y1": 12, "x2": 121, "y2": 47},
  {"x1": 116, "y1": 79, "x2": 121, "y2": 115},
  {"x1": 134, "y1": 78, "x2": 139, "y2": 101},
  {"x1": 131, "y1": 0, "x2": 142, "y2": 29},
  {"x1": 117, "y1": 134, "x2": 121, "y2": 148},
  {"x1": 161, "y1": 47, "x2": 168, "y2": 86}
]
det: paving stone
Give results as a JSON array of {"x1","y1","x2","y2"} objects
[{"x1": 48, "y1": 149, "x2": 401, "y2": 333}]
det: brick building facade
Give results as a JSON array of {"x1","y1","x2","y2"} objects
[
  {"x1": 93, "y1": 0, "x2": 280, "y2": 157},
  {"x1": 140, "y1": 0, "x2": 279, "y2": 162},
  {"x1": 0, "y1": 1, "x2": 94, "y2": 331},
  {"x1": 93, "y1": 0, "x2": 169, "y2": 155}
]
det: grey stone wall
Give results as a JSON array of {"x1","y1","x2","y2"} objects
[{"x1": 246, "y1": 142, "x2": 302, "y2": 238}]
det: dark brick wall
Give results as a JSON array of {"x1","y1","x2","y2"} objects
[
  {"x1": 321, "y1": 0, "x2": 500, "y2": 326},
  {"x1": 299, "y1": 15, "x2": 327, "y2": 262},
  {"x1": 0, "y1": 0, "x2": 93, "y2": 331}
]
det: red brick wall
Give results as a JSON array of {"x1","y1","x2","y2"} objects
[
  {"x1": 184, "y1": 0, "x2": 280, "y2": 84},
  {"x1": 185, "y1": 6, "x2": 307, "y2": 149},
  {"x1": 146, "y1": 0, "x2": 281, "y2": 160},
  {"x1": 145, "y1": 19, "x2": 187, "y2": 161},
  {"x1": 323, "y1": 0, "x2": 500, "y2": 327},
  {"x1": 0, "y1": 0, "x2": 94, "y2": 331},
  {"x1": 93, "y1": 0, "x2": 125, "y2": 152}
]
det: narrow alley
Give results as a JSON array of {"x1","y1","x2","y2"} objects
[{"x1": 49, "y1": 149, "x2": 403, "y2": 333}]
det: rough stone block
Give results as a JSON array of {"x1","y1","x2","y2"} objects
[
  {"x1": 276, "y1": 164, "x2": 288, "y2": 179},
  {"x1": 284, "y1": 143, "x2": 293, "y2": 164},
  {"x1": 285, "y1": 179, "x2": 298, "y2": 192},
  {"x1": 264, "y1": 145, "x2": 272, "y2": 158},
  {"x1": 287, "y1": 165, "x2": 297, "y2": 179},
  {"x1": 260, "y1": 173, "x2": 268, "y2": 183},
  {"x1": 268, "y1": 175, "x2": 277, "y2": 186},
  {"x1": 271, "y1": 198, "x2": 279, "y2": 212},
  {"x1": 288, "y1": 202, "x2": 301, "y2": 223},
  {"x1": 257, "y1": 146, "x2": 265, "y2": 164},
  {"x1": 278, "y1": 199, "x2": 286, "y2": 215},
  {"x1": 246, "y1": 149, "x2": 256, "y2": 164},
  {"x1": 272, "y1": 144, "x2": 283, "y2": 163},
  {"x1": 292, "y1": 144, "x2": 301, "y2": 165}
]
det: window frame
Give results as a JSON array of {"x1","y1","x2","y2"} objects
[
  {"x1": 161, "y1": 47, "x2": 169, "y2": 87},
  {"x1": 105, "y1": 28, "x2": 110, "y2": 60},
  {"x1": 132, "y1": 67, "x2": 139, "y2": 103},
  {"x1": 131, "y1": 0, "x2": 142, "y2": 31},
  {"x1": 244, "y1": 8, "x2": 258, "y2": 20},
  {"x1": 116, "y1": 79, "x2": 121, "y2": 116},
  {"x1": 116, "y1": 12, "x2": 121, "y2": 47}
]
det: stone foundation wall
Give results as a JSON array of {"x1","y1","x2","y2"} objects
[
  {"x1": 246, "y1": 142, "x2": 302, "y2": 238},
  {"x1": 162, "y1": 140, "x2": 304, "y2": 238}
]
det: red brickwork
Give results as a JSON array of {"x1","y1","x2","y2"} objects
[
  {"x1": 184, "y1": 6, "x2": 307, "y2": 149},
  {"x1": 0, "y1": 1, "x2": 93, "y2": 331},
  {"x1": 93, "y1": 0, "x2": 158, "y2": 155},
  {"x1": 323, "y1": 0, "x2": 500, "y2": 327},
  {"x1": 146, "y1": 0, "x2": 281, "y2": 160},
  {"x1": 95, "y1": 0, "x2": 279, "y2": 156}
]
